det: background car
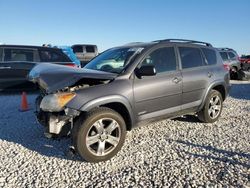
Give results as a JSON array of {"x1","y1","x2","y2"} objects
[
  {"x1": 239, "y1": 55, "x2": 250, "y2": 71},
  {"x1": 239, "y1": 55, "x2": 250, "y2": 63},
  {"x1": 218, "y1": 48, "x2": 241, "y2": 79},
  {"x1": 55, "y1": 46, "x2": 81, "y2": 68},
  {"x1": 71, "y1": 44, "x2": 98, "y2": 67},
  {"x1": 0, "y1": 45, "x2": 77, "y2": 90}
]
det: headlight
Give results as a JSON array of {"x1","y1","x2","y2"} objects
[{"x1": 40, "y1": 92, "x2": 76, "y2": 112}]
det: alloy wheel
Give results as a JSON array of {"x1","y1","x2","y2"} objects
[
  {"x1": 208, "y1": 95, "x2": 221, "y2": 119},
  {"x1": 86, "y1": 118, "x2": 121, "y2": 156}
]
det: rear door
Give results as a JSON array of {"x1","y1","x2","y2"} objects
[
  {"x1": 178, "y1": 46, "x2": 212, "y2": 111},
  {"x1": 133, "y1": 45, "x2": 182, "y2": 120},
  {"x1": 0, "y1": 48, "x2": 37, "y2": 89}
]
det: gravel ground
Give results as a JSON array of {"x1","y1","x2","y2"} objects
[{"x1": 0, "y1": 81, "x2": 249, "y2": 187}]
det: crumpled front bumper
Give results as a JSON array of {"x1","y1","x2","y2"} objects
[{"x1": 35, "y1": 95, "x2": 80, "y2": 136}]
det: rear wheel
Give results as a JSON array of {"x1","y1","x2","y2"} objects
[
  {"x1": 198, "y1": 90, "x2": 223, "y2": 123},
  {"x1": 73, "y1": 107, "x2": 126, "y2": 162}
]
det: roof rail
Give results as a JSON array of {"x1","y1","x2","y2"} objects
[
  {"x1": 123, "y1": 42, "x2": 144, "y2": 46},
  {"x1": 153, "y1": 39, "x2": 212, "y2": 47},
  {"x1": 217, "y1": 47, "x2": 234, "y2": 51}
]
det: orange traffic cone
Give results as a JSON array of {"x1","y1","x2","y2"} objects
[{"x1": 19, "y1": 92, "x2": 30, "y2": 112}]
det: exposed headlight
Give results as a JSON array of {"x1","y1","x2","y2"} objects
[{"x1": 40, "y1": 92, "x2": 76, "y2": 112}]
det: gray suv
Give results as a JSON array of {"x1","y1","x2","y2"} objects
[{"x1": 29, "y1": 39, "x2": 230, "y2": 162}]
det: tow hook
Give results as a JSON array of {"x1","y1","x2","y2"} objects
[
  {"x1": 44, "y1": 132, "x2": 54, "y2": 139},
  {"x1": 66, "y1": 146, "x2": 76, "y2": 158}
]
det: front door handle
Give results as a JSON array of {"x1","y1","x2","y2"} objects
[{"x1": 173, "y1": 77, "x2": 182, "y2": 84}]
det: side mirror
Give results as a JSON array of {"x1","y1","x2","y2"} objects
[{"x1": 136, "y1": 65, "x2": 156, "y2": 77}]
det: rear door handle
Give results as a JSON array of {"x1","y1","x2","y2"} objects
[{"x1": 173, "y1": 77, "x2": 182, "y2": 84}]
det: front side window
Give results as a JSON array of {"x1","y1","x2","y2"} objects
[
  {"x1": 141, "y1": 47, "x2": 177, "y2": 73},
  {"x1": 220, "y1": 52, "x2": 229, "y2": 61},
  {"x1": 85, "y1": 47, "x2": 143, "y2": 73},
  {"x1": 4, "y1": 48, "x2": 34, "y2": 62},
  {"x1": 72, "y1": 46, "x2": 83, "y2": 53},
  {"x1": 179, "y1": 47, "x2": 203, "y2": 69},
  {"x1": 86, "y1": 46, "x2": 95, "y2": 53},
  {"x1": 201, "y1": 48, "x2": 217, "y2": 65}
]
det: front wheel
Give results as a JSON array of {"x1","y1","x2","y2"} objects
[
  {"x1": 73, "y1": 107, "x2": 126, "y2": 162},
  {"x1": 198, "y1": 90, "x2": 223, "y2": 123}
]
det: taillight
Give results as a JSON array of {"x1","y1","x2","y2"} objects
[
  {"x1": 65, "y1": 64, "x2": 77, "y2": 68},
  {"x1": 223, "y1": 63, "x2": 230, "y2": 71}
]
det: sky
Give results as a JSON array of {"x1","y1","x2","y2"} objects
[{"x1": 0, "y1": 0, "x2": 249, "y2": 55}]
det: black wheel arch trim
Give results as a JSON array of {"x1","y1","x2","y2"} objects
[
  {"x1": 79, "y1": 95, "x2": 135, "y2": 129},
  {"x1": 199, "y1": 80, "x2": 229, "y2": 111}
]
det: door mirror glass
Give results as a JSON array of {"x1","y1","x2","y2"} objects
[{"x1": 136, "y1": 65, "x2": 156, "y2": 77}]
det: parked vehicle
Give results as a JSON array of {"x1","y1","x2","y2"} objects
[
  {"x1": 217, "y1": 48, "x2": 241, "y2": 79},
  {"x1": 0, "y1": 45, "x2": 76, "y2": 90},
  {"x1": 56, "y1": 46, "x2": 81, "y2": 68},
  {"x1": 71, "y1": 44, "x2": 98, "y2": 67},
  {"x1": 239, "y1": 55, "x2": 250, "y2": 71},
  {"x1": 29, "y1": 39, "x2": 230, "y2": 162}
]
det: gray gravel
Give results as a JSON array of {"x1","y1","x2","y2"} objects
[{"x1": 0, "y1": 81, "x2": 250, "y2": 187}]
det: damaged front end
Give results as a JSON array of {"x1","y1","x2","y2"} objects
[
  {"x1": 35, "y1": 94, "x2": 80, "y2": 137},
  {"x1": 29, "y1": 63, "x2": 116, "y2": 137}
]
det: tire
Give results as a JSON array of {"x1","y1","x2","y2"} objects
[
  {"x1": 230, "y1": 67, "x2": 238, "y2": 80},
  {"x1": 73, "y1": 107, "x2": 126, "y2": 162},
  {"x1": 198, "y1": 90, "x2": 223, "y2": 123}
]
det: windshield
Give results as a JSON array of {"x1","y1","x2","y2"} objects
[{"x1": 84, "y1": 47, "x2": 143, "y2": 73}]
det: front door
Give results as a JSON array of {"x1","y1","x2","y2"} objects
[{"x1": 133, "y1": 46, "x2": 182, "y2": 120}]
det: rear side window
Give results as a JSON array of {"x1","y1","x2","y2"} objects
[
  {"x1": 220, "y1": 52, "x2": 228, "y2": 61},
  {"x1": 201, "y1": 48, "x2": 217, "y2": 65},
  {"x1": 72, "y1": 46, "x2": 83, "y2": 53},
  {"x1": 141, "y1": 47, "x2": 177, "y2": 73},
  {"x1": 4, "y1": 48, "x2": 34, "y2": 61},
  {"x1": 179, "y1": 47, "x2": 203, "y2": 69},
  {"x1": 228, "y1": 52, "x2": 236, "y2": 59},
  {"x1": 0, "y1": 48, "x2": 3, "y2": 61},
  {"x1": 39, "y1": 49, "x2": 70, "y2": 62},
  {"x1": 86, "y1": 46, "x2": 95, "y2": 53}
]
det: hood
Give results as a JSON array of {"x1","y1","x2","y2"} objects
[{"x1": 29, "y1": 63, "x2": 117, "y2": 93}]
